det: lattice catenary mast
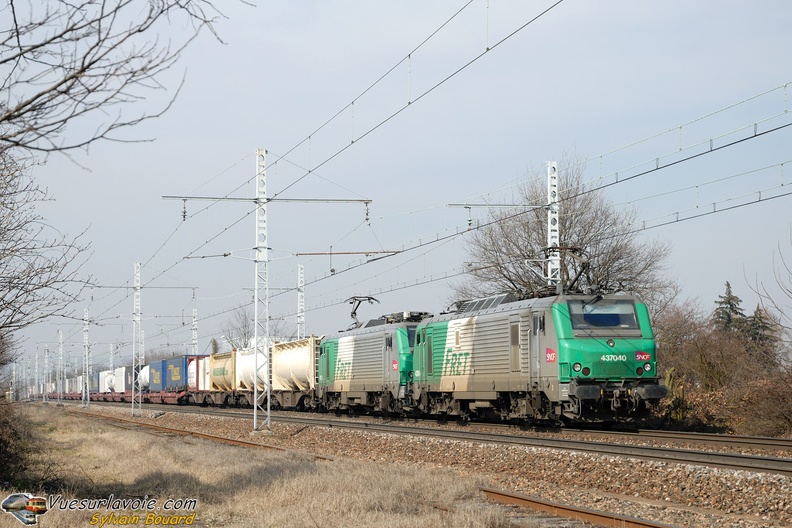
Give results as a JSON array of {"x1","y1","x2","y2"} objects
[{"x1": 132, "y1": 262, "x2": 144, "y2": 417}]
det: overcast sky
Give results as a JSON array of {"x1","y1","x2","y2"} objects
[{"x1": 15, "y1": 1, "x2": 792, "y2": 369}]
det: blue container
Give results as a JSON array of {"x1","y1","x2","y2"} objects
[
  {"x1": 164, "y1": 356, "x2": 189, "y2": 392},
  {"x1": 149, "y1": 360, "x2": 166, "y2": 392},
  {"x1": 89, "y1": 371, "x2": 100, "y2": 393}
]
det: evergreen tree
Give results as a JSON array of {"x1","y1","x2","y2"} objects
[
  {"x1": 745, "y1": 305, "x2": 777, "y2": 345},
  {"x1": 744, "y1": 304, "x2": 781, "y2": 369},
  {"x1": 711, "y1": 281, "x2": 746, "y2": 332}
]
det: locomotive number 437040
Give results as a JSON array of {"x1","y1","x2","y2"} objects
[{"x1": 600, "y1": 354, "x2": 627, "y2": 362}]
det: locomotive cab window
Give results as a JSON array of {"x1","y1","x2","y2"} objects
[
  {"x1": 568, "y1": 298, "x2": 640, "y2": 334},
  {"x1": 532, "y1": 314, "x2": 545, "y2": 336},
  {"x1": 407, "y1": 327, "x2": 417, "y2": 351}
]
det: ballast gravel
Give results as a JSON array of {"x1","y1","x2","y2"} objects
[{"x1": 77, "y1": 406, "x2": 792, "y2": 528}]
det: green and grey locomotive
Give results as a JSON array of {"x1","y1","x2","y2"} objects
[
  {"x1": 316, "y1": 310, "x2": 429, "y2": 414},
  {"x1": 410, "y1": 292, "x2": 668, "y2": 423}
]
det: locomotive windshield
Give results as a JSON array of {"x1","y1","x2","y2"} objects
[{"x1": 567, "y1": 298, "x2": 640, "y2": 332}]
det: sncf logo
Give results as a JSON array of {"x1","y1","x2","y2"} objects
[{"x1": 635, "y1": 352, "x2": 651, "y2": 361}]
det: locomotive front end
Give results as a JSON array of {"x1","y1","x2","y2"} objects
[{"x1": 554, "y1": 294, "x2": 669, "y2": 421}]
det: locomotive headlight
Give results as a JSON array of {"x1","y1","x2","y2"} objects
[
  {"x1": 582, "y1": 367, "x2": 590, "y2": 376},
  {"x1": 643, "y1": 363, "x2": 652, "y2": 372},
  {"x1": 573, "y1": 363, "x2": 582, "y2": 372}
]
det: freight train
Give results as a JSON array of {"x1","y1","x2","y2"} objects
[{"x1": 54, "y1": 291, "x2": 668, "y2": 424}]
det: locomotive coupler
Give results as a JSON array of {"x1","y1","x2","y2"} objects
[{"x1": 610, "y1": 389, "x2": 622, "y2": 410}]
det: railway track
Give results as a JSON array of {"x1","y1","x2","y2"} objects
[
  {"x1": 69, "y1": 406, "x2": 667, "y2": 528},
  {"x1": 557, "y1": 426, "x2": 792, "y2": 453},
  {"x1": 481, "y1": 488, "x2": 676, "y2": 528},
  {"x1": 271, "y1": 413, "x2": 792, "y2": 477},
  {"x1": 72, "y1": 401, "x2": 792, "y2": 478}
]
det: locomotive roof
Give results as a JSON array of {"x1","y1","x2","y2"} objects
[
  {"x1": 325, "y1": 310, "x2": 432, "y2": 340},
  {"x1": 429, "y1": 292, "x2": 641, "y2": 323}
]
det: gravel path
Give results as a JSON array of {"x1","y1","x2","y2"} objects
[{"x1": 75, "y1": 406, "x2": 792, "y2": 528}]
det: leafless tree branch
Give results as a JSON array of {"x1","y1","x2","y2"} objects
[
  {"x1": 0, "y1": 0, "x2": 227, "y2": 155},
  {"x1": 453, "y1": 154, "x2": 677, "y2": 317},
  {"x1": 0, "y1": 152, "x2": 90, "y2": 366}
]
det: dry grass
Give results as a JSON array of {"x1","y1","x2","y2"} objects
[{"x1": 3, "y1": 404, "x2": 512, "y2": 528}]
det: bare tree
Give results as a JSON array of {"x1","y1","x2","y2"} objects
[
  {"x1": 220, "y1": 306, "x2": 296, "y2": 351},
  {"x1": 221, "y1": 306, "x2": 254, "y2": 351},
  {"x1": 1, "y1": 0, "x2": 227, "y2": 155},
  {"x1": 0, "y1": 154, "x2": 88, "y2": 367},
  {"x1": 0, "y1": 0, "x2": 234, "y2": 371},
  {"x1": 454, "y1": 155, "x2": 676, "y2": 316},
  {"x1": 753, "y1": 228, "x2": 792, "y2": 334}
]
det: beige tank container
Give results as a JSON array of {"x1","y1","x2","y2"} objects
[
  {"x1": 210, "y1": 351, "x2": 236, "y2": 391},
  {"x1": 272, "y1": 336, "x2": 320, "y2": 392}
]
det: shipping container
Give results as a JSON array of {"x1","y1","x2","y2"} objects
[
  {"x1": 89, "y1": 371, "x2": 100, "y2": 393},
  {"x1": 113, "y1": 366, "x2": 134, "y2": 393},
  {"x1": 164, "y1": 356, "x2": 189, "y2": 392},
  {"x1": 149, "y1": 360, "x2": 166, "y2": 392}
]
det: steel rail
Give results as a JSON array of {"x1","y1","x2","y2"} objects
[
  {"x1": 68, "y1": 408, "x2": 336, "y2": 460},
  {"x1": 69, "y1": 402, "x2": 792, "y2": 477},
  {"x1": 480, "y1": 488, "x2": 676, "y2": 528},
  {"x1": 574, "y1": 428, "x2": 792, "y2": 453},
  {"x1": 263, "y1": 414, "x2": 792, "y2": 477}
]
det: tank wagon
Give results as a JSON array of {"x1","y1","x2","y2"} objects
[
  {"x1": 410, "y1": 292, "x2": 667, "y2": 422},
  {"x1": 59, "y1": 337, "x2": 322, "y2": 408}
]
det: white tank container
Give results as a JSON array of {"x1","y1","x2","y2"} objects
[
  {"x1": 139, "y1": 365, "x2": 150, "y2": 390},
  {"x1": 187, "y1": 356, "x2": 210, "y2": 391},
  {"x1": 272, "y1": 336, "x2": 320, "y2": 391},
  {"x1": 99, "y1": 370, "x2": 115, "y2": 393},
  {"x1": 235, "y1": 347, "x2": 268, "y2": 391}
]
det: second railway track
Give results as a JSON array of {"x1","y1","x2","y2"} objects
[{"x1": 77, "y1": 401, "x2": 792, "y2": 478}]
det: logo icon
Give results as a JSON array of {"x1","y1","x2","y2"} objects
[{"x1": 2, "y1": 493, "x2": 48, "y2": 525}]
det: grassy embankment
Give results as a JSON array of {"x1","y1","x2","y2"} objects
[{"x1": 0, "y1": 404, "x2": 512, "y2": 528}]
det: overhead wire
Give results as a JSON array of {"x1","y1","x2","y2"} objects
[
  {"x1": 297, "y1": 172, "x2": 792, "y2": 317},
  {"x1": 48, "y1": 7, "x2": 792, "y2": 358},
  {"x1": 270, "y1": 0, "x2": 566, "y2": 200},
  {"x1": 265, "y1": 0, "x2": 477, "y2": 197},
  {"x1": 67, "y1": 0, "x2": 500, "y2": 346},
  {"x1": 466, "y1": 82, "x2": 791, "y2": 204}
]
